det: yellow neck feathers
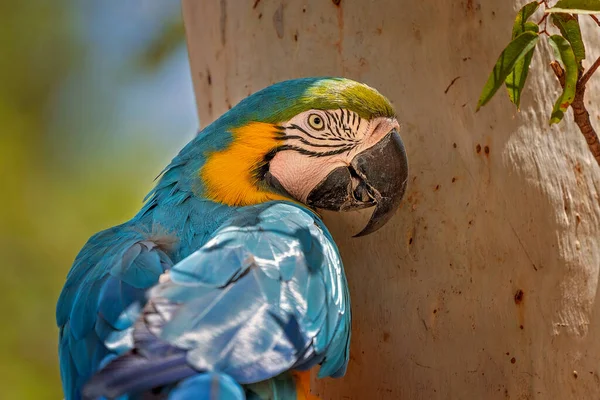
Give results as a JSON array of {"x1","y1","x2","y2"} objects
[{"x1": 200, "y1": 122, "x2": 291, "y2": 206}]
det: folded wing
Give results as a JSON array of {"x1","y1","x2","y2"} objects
[{"x1": 83, "y1": 202, "x2": 351, "y2": 399}]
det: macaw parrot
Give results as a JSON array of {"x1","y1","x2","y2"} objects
[{"x1": 56, "y1": 77, "x2": 408, "y2": 400}]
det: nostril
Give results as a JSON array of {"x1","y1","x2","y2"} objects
[
  {"x1": 348, "y1": 165, "x2": 375, "y2": 203},
  {"x1": 348, "y1": 164, "x2": 363, "y2": 181},
  {"x1": 353, "y1": 181, "x2": 370, "y2": 202}
]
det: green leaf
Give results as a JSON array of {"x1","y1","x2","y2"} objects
[
  {"x1": 506, "y1": 23, "x2": 539, "y2": 108},
  {"x1": 477, "y1": 31, "x2": 540, "y2": 111},
  {"x1": 546, "y1": 0, "x2": 600, "y2": 14},
  {"x1": 551, "y1": 13, "x2": 586, "y2": 71},
  {"x1": 548, "y1": 35, "x2": 578, "y2": 124},
  {"x1": 512, "y1": 1, "x2": 540, "y2": 38}
]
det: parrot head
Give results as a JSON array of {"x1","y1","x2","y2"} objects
[{"x1": 198, "y1": 77, "x2": 408, "y2": 236}]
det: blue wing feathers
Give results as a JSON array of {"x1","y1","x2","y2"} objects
[
  {"x1": 82, "y1": 350, "x2": 195, "y2": 399},
  {"x1": 57, "y1": 223, "x2": 177, "y2": 400},
  {"x1": 80, "y1": 202, "x2": 350, "y2": 399},
  {"x1": 62, "y1": 201, "x2": 350, "y2": 399}
]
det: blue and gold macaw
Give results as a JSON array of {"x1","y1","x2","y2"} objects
[{"x1": 57, "y1": 77, "x2": 408, "y2": 400}]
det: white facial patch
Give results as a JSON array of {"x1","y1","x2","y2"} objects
[{"x1": 269, "y1": 109, "x2": 399, "y2": 202}]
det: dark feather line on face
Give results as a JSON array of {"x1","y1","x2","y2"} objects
[
  {"x1": 285, "y1": 135, "x2": 352, "y2": 148},
  {"x1": 325, "y1": 110, "x2": 335, "y2": 126},
  {"x1": 344, "y1": 127, "x2": 356, "y2": 139},
  {"x1": 323, "y1": 112, "x2": 334, "y2": 130},
  {"x1": 278, "y1": 144, "x2": 355, "y2": 157},
  {"x1": 339, "y1": 108, "x2": 346, "y2": 127},
  {"x1": 332, "y1": 123, "x2": 342, "y2": 139},
  {"x1": 318, "y1": 133, "x2": 344, "y2": 141},
  {"x1": 334, "y1": 121, "x2": 351, "y2": 141},
  {"x1": 335, "y1": 109, "x2": 343, "y2": 125},
  {"x1": 330, "y1": 110, "x2": 342, "y2": 126},
  {"x1": 325, "y1": 112, "x2": 342, "y2": 139},
  {"x1": 285, "y1": 124, "x2": 339, "y2": 142},
  {"x1": 286, "y1": 123, "x2": 350, "y2": 142}
]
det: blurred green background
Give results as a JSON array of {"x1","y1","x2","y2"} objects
[{"x1": 0, "y1": 2, "x2": 196, "y2": 398}]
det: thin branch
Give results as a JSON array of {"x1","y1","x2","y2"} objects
[
  {"x1": 580, "y1": 55, "x2": 600, "y2": 87},
  {"x1": 591, "y1": 14, "x2": 600, "y2": 28},
  {"x1": 538, "y1": 6, "x2": 549, "y2": 36},
  {"x1": 571, "y1": 85, "x2": 600, "y2": 166},
  {"x1": 551, "y1": 61, "x2": 600, "y2": 166}
]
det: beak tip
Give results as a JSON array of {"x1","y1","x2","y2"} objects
[{"x1": 352, "y1": 230, "x2": 371, "y2": 238}]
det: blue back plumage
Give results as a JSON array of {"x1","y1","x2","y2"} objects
[
  {"x1": 158, "y1": 202, "x2": 350, "y2": 380},
  {"x1": 81, "y1": 202, "x2": 350, "y2": 399}
]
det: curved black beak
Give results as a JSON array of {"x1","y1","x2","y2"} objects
[{"x1": 307, "y1": 129, "x2": 408, "y2": 236}]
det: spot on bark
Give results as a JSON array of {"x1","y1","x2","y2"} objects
[
  {"x1": 382, "y1": 331, "x2": 390, "y2": 342},
  {"x1": 332, "y1": 0, "x2": 341, "y2": 5},
  {"x1": 413, "y1": 24, "x2": 422, "y2": 43},
  {"x1": 273, "y1": 4, "x2": 284, "y2": 39},
  {"x1": 444, "y1": 76, "x2": 460, "y2": 94},
  {"x1": 476, "y1": 144, "x2": 481, "y2": 153},
  {"x1": 514, "y1": 289, "x2": 524, "y2": 305},
  {"x1": 510, "y1": 357, "x2": 516, "y2": 364},
  {"x1": 484, "y1": 145, "x2": 490, "y2": 155},
  {"x1": 220, "y1": 0, "x2": 227, "y2": 46}
]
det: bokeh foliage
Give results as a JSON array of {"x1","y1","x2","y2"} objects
[{"x1": 0, "y1": 2, "x2": 186, "y2": 398}]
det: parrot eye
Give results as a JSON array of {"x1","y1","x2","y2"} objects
[{"x1": 307, "y1": 114, "x2": 325, "y2": 131}]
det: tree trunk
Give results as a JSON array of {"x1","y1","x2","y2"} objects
[{"x1": 181, "y1": 1, "x2": 600, "y2": 398}]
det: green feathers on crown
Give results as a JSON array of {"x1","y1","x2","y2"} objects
[
  {"x1": 214, "y1": 77, "x2": 396, "y2": 128},
  {"x1": 292, "y1": 78, "x2": 396, "y2": 122}
]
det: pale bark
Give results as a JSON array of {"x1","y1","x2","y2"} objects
[{"x1": 182, "y1": 1, "x2": 600, "y2": 398}]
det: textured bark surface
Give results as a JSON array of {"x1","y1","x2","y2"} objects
[{"x1": 182, "y1": 1, "x2": 600, "y2": 398}]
